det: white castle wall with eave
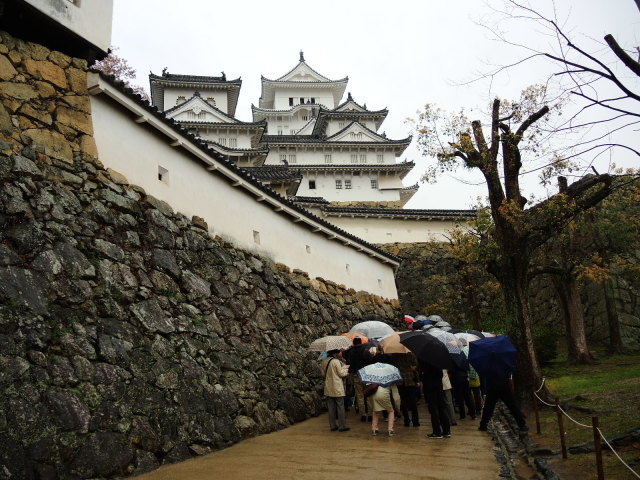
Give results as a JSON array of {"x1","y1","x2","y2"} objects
[
  {"x1": 25, "y1": 0, "x2": 113, "y2": 53},
  {"x1": 89, "y1": 94, "x2": 399, "y2": 299},
  {"x1": 321, "y1": 216, "x2": 470, "y2": 244}
]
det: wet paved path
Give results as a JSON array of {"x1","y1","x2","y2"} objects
[{"x1": 135, "y1": 409, "x2": 500, "y2": 480}]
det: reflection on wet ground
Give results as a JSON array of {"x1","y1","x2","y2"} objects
[{"x1": 135, "y1": 406, "x2": 501, "y2": 480}]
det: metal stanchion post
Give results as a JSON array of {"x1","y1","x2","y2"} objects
[
  {"x1": 592, "y1": 416, "x2": 605, "y2": 480},
  {"x1": 556, "y1": 397, "x2": 568, "y2": 459}
]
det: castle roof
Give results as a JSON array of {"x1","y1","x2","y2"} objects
[
  {"x1": 259, "y1": 53, "x2": 348, "y2": 109},
  {"x1": 149, "y1": 70, "x2": 242, "y2": 116}
]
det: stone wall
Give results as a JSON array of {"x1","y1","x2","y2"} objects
[
  {"x1": 0, "y1": 32, "x2": 400, "y2": 479},
  {"x1": 384, "y1": 242, "x2": 640, "y2": 352}
]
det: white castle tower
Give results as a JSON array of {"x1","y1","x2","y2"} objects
[{"x1": 252, "y1": 52, "x2": 417, "y2": 208}]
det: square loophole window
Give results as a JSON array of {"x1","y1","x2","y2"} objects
[
  {"x1": 306, "y1": 245, "x2": 311, "y2": 254},
  {"x1": 253, "y1": 231, "x2": 261, "y2": 244},
  {"x1": 158, "y1": 166, "x2": 169, "y2": 184}
]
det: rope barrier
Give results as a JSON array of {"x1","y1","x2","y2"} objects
[
  {"x1": 597, "y1": 428, "x2": 640, "y2": 479},
  {"x1": 532, "y1": 377, "x2": 640, "y2": 478}
]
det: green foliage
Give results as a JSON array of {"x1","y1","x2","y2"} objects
[{"x1": 532, "y1": 323, "x2": 558, "y2": 366}]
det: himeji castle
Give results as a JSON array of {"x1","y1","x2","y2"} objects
[{"x1": 149, "y1": 53, "x2": 475, "y2": 243}]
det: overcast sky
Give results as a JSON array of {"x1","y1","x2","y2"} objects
[{"x1": 110, "y1": 0, "x2": 639, "y2": 209}]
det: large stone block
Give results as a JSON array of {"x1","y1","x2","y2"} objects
[
  {"x1": 66, "y1": 67, "x2": 88, "y2": 94},
  {"x1": 0, "y1": 54, "x2": 17, "y2": 80},
  {"x1": 23, "y1": 59, "x2": 67, "y2": 89},
  {"x1": 55, "y1": 105, "x2": 92, "y2": 135},
  {"x1": 0, "y1": 82, "x2": 38, "y2": 101},
  {"x1": 23, "y1": 128, "x2": 72, "y2": 163}
]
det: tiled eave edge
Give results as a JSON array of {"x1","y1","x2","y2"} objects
[
  {"x1": 87, "y1": 72, "x2": 400, "y2": 269},
  {"x1": 322, "y1": 207, "x2": 477, "y2": 221}
]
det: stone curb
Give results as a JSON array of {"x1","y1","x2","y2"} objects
[{"x1": 486, "y1": 404, "x2": 561, "y2": 480}]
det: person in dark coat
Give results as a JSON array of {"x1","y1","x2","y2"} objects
[
  {"x1": 451, "y1": 353, "x2": 476, "y2": 420},
  {"x1": 478, "y1": 374, "x2": 528, "y2": 432},
  {"x1": 343, "y1": 337, "x2": 375, "y2": 421},
  {"x1": 389, "y1": 352, "x2": 420, "y2": 427},
  {"x1": 420, "y1": 362, "x2": 451, "y2": 439}
]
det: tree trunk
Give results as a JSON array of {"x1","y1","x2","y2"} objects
[
  {"x1": 499, "y1": 254, "x2": 545, "y2": 409},
  {"x1": 461, "y1": 270, "x2": 483, "y2": 330},
  {"x1": 551, "y1": 274, "x2": 595, "y2": 364},
  {"x1": 603, "y1": 280, "x2": 624, "y2": 353}
]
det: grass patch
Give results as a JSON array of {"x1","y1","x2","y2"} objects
[{"x1": 529, "y1": 354, "x2": 640, "y2": 480}]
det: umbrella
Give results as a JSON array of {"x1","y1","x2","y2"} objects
[
  {"x1": 427, "y1": 329, "x2": 463, "y2": 354},
  {"x1": 398, "y1": 331, "x2": 454, "y2": 370},
  {"x1": 357, "y1": 362, "x2": 402, "y2": 386},
  {"x1": 455, "y1": 332, "x2": 481, "y2": 345},
  {"x1": 308, "y1": 335, "x2": 352, "y2": 352},
  {"x1": 481, "y1": 331, "x2": 496, "y2": 338},
  {"x1": 426, "y1": 329, "x2": 466, "y2": 367},
  {"x1": 404, "y1": 314, "x2": 415, "y2": 325},
  {"x1": 468, "y1": 335, "x2": 517, "y2": 380},
  {"x1": 340, "y1": 332, "x2": 369, "y2": 343},
  {"x1": 426, "y1": 314, "x2": 443, "y2": 323},
  {"x1": 379, "y1": 331, "x2": 412, "y2": 354},
  {"x1": 463, "y1": 329, "x2": 484, "y2": 338},
  {"x1": 349, "y1": 320, "x2": 394, "y2": 339}
]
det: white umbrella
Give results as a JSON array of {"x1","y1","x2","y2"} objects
[
  {"x1": 308, "y1": 335, "x2": 352, "y2": 352},
  {"x1": 358, "y1": 362, "x2": 402, "y2": 386},
  {"x1": 349, "y1": 320, "x2": 394, "y2": 339},
  {"x1": 455, "y1": 332, "x2": 481, "y2": 346}
]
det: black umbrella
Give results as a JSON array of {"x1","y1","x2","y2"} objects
[{"x1": 398, "y1": 331, "x2": 454, "y2": 370}]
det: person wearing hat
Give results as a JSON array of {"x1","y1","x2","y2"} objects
[{"x1": 321, "y1": 349, "x2": 350, "y2": 432}]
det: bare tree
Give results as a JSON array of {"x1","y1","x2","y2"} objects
[
  {"x1": 476, "y1": 0, "x2": 639, "y2": 179},
  {"x1": 415, "y1": 88, "x2": 612, "y2": 402}
]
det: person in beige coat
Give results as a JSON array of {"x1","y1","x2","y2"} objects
[{"x1": 321, "y1": 349, "x2": 350, "y2": 432}]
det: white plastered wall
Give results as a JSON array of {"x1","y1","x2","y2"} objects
[
  {"x1": 25, "y1": 0, "x2": 113, "y2": 52},
  {"x1": 322, "y1": 216, "x2": 469, "y2": 244},
  {"x1": 90, "y1": 94, "x2": 399, "y2": 299}
]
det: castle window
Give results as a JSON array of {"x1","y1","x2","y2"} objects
[
  {"x1": 335, "y1": 179, "x2": 342, "y2": 190},
  {"x1": 306, "y1": 245, "x2": 311, "y2": 254},
  {"x1": 176, "y1": 96, "x2": 186, "y2": 105},
  {"x1": 345, "y1": 179, "x2": 352, "y2": 189},
  {"x1": 338, "y1": 122, "x2": 345, "y2": 129},
  {"x1": 253, "y1": 230, "x2": 261, "y2": 244},
  {"x1": 218, "y1": 138, "x2": 227, "y2": 146},
  {"x1": 289, "y1": 97, "x2": 294, "y2": 106},
  {"x1": 206, "y1": 97, "x2": 216, "y2": 106},
  {"x1": 377, "y1": 154, "x2": 384, "y2": 162},
  {"x1": 346, "y1": 264, "x2": 351, "y2": 274},
  {"x1": 350, "y1": 154, "x2": 358, "y2": 164},
  {"x1": 324, "y1": 154, "x2": 332, "y2": 164},
  {"x1": 158, "y1": 166, "x2": 169, "y2": 184},
  {"x1": 279, "y1": 154, "x2": 287, "y2": 163},
  {"x1": 229, "y1": 138, "x2": 237, "y2": 147},
  {"x1": 378, "y1": 279, "x2": 382, "y2": 288},
  {"x1": 311, "y1": 98, "x2": 315, "y2": 103},
  {"x1": 288, "y1": 154, "x2": 297, "y2": 164},
  {"x1": 300, "y1": 97, "x2": 304, "y2": 104},
  {"x1": 371, "y1": 179, "x2": 378, "y2": 189},
  {"x1": 302, "y1": 115, "x2": 309, "y2": 121},
  {"x1": 309, "y1": 180, "x2": 316, "y2": 189},
  {"x1": 359, "y1": 154, "x2": 367, "y2": 163}
]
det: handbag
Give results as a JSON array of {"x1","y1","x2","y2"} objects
[{"x1": 363, "y1": 384, "x2": 379, "y2": 397}]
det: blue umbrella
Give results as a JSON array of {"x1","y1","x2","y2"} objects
[
  {"x1": 468, "y1": 335, "x2": 517, "y2": 380},
  {"x1": 357, "y1": 362, "x2": 402, "y2": 387}
]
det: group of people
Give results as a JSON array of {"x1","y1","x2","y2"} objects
[{"x1": 321, "y1": 316, "x2": 528, "y2": 439}]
